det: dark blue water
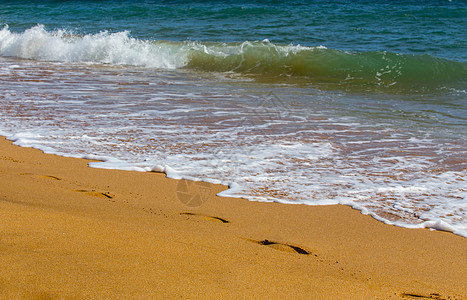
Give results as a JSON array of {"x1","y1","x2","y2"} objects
[{"x1": 1, "y1": 0, "x2": 466, "y2": 61}]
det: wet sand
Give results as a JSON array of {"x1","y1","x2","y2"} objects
[{"x1": 0, "y1": 136, "x2": 465, "y2": 299}]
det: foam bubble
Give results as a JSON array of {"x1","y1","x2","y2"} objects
[
  {"x1": 423, "y1": 220, "x2": 457, "y2": 233},
  {"x1": 0, "y1": 49, "x2": 465, "y2": 238}
]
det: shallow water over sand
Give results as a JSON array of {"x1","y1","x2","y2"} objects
[{"x1": 1, "y1": 57, "x2": 465, "y2": 236}]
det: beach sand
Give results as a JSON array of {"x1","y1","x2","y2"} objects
[{"x1": 0, "y1": 136, "x2": 465, "y2": 299}]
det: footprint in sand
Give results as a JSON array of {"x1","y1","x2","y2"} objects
[
  {"x1": 19, "y1": 173, "x2": 62, "y2": 181},
  {"x1": 39, "y1": 175, "x2": 62, "y2": 180},
  {"x1": 73, "y1": 189, "x2": 114, "y2": 200},
  {"x1": 178, "y1": 214, "x2": 310, "y2": 255},
  {"x1": 401, "y1": 293, "x2": 443, "y2": 299},
  {"x1": 179, "y1": 212, "x2": 229, "y2": 223},
  {"x1": 245, "y1": 238, "x2": 311, "y2": 255}
]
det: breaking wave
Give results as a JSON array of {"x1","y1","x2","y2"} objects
[{"x1": 1, "y1": 25, "x2": 465, "y2": 90}]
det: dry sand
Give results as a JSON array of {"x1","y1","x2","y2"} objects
[{"x1": 0, "y1": 136, "x2": 466, "y2": 299}]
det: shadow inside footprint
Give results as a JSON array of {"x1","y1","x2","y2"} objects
[
  {"x1": 246, "y1": 238, "x2": 311, "y2": 255},
  {"x1": 40, "y1": 175, "x2": 62, "y2": 181},
  {"x1": 179, "y1": 212, "x2": 229, "y2": 223},
  {"x1": 74, "y1": 190, "x2": 114, "y2": 199},
  {"x1": 401, "y1": 293, "x2": 442, "y2": 299},
  {"x1": 19, "y1": 173, "x2": 62, "y2": 181}
]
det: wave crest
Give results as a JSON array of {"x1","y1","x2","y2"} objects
[
  {"x1": 0, "y1": 25, "x2": 188, "y2": 68},
  {"x1": 1, "y1": 25, "x2": 465, "y2": 90},
  {"x1": 187, "y1": 40, "x2": 466, "y2": 88}
]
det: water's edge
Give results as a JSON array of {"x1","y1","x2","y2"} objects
[{"x1": 2, "y1": 132, "x2": 464, "y2": 238}]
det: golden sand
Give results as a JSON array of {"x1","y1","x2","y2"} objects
[{"x1": 0, "y1": 137, "x2": 465, "y2": 299}]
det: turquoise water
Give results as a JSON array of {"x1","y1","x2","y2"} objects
[
  {"x1": 0, "y1": 1, "x2": 466, "y2": 236},
  {"x1": 1, "y1": 1, "x2": 466, "y2": 92},
  {"x1": 2, "y1": 0, "x2": 466, "y2": 60}
]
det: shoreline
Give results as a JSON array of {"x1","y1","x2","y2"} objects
[
  {"x1": 7, "y1": 133, "x2": 465, "y2": 239},
  {"x1": 1, "y1": 136, "x2": 466, "y2": 298}
]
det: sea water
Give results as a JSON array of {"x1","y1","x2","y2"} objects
[{"x1": 0, "y1": 0, "x2": 466, "y2": 237}]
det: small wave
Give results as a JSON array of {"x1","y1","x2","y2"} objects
[
  {"x1": 1, "y1": 25, "x2": 465, "y2": 90},
  {"x1": 0, "y1": 24, "x2": 188, "y2": 68},
  {"x1": 186, "y1": 40, "x2": 467, "y2": 89}
]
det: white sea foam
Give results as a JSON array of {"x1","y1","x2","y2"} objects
[
  {"x1": 0, "y1": 25, "x2": 187, "y2": 68},
  {"x1": 0, "y1": 43, "x2": 465, "y2": 238},
  {"x1": 0, "y1": 25, "x2": 317, "y2": 70}
]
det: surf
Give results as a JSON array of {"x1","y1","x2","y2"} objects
[{"x1": 1, "y1": 25, "x2": 465, "y2": 91}]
